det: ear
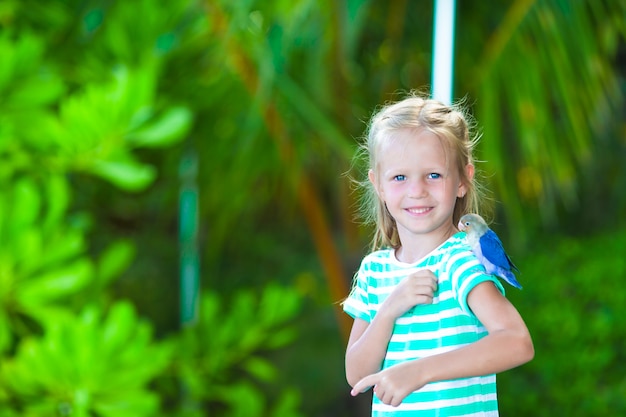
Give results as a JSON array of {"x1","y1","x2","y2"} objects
[
  {"x1": 368, "y1": 169, "x2": 383, "y2": 198},
  {"x1": 458, "y1": 164, "x2": 474, "y2": 198}
]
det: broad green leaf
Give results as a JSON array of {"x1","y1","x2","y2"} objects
[
  {"x1": 242, "y1": 357, "x2": 277, "y2": 382},
  {"x1": 10, "y1": 178, "x2": 40, "y2": 236},
  {"x1": 0, "y1": 33, "x2": 44, "y2": 91},
  {"x1": 42, "y1": 174, "x2": 70, "y2": 233},
  {"x1": 126, "y1": 106, "x2": 193, "y2": 148},
  {"x1": 20, "y1": 259, "x2": 93, "y2": 302},
  {"x1": 0, "y1": 196, "x2": 5, "y2": 242},
  {"x1": 101, "y1": 302, "x2": 136, "y2": 352},
  {"x1": 213, "y1": 382, "x2": 266, "y2": 417},
  {"x1": 89, "y1": 158, "x2": 156, "y2": 191},
  {"x1": 260, "y1": 283, "x2": 301, "y2": 324},
  {"x1": 0, "y1": 312, "x2": 11, "y2": 353},
  {"x1": 7, "y1": 72, "x2": 65, "y2": 108},
  {"x1": 93, "y1": 391, "x2": 160, "y2": 417},
  {"x1": 38, "y1": 231, "x2": 86, "y2": 270},
  {"x1": 3, "y1": 303, "x2": 170, "y2": 417},
  {"x1": 271, "y1": 388, "x2": 303, "y2": 417},
  {"x1": 13, "y1": 228, "x2": 42, "y2": 275},
  {"x1": 18, "y1": 400, "x2": 65, "y2": 417},
  {"x1": 96, "y1": 240, "x2": 135, "y2": 286},
  {"x1": 265, "y1": 327, "x2": 298, "y2": 349}
]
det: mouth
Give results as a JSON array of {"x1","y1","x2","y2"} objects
[{"x1": 405, "y1": 207, "x2": 432, "y2": 215}]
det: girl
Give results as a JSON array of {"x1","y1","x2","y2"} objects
[{"x1": 343, "y1": 92, "x2": 534, "y2": 416}]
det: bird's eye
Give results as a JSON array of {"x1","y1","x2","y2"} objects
[{"x1": 464, "y1": 221, "x2": 470, "y2": 226}]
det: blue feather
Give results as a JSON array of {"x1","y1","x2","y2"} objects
[{"x1": 478, "y1": 230, "x2": 521, "y2": 289}]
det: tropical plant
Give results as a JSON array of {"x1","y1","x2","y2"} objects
[
  {"x1": 499, "y1": 229, "x2": 626, "y2": 416},
  {"x1": 0, "y1": 302, "x2": 173, "y2": 417},
  {"x1": 1, "y1": 2, "x2": 197, "y2": 415},
  {"x1": 0, "y1": 176, "x2": 91, "y2": 352},
  {"x1": 468, "y1": 0, "x2": 626, "y2": 238},
  {"x1": 172, "y1": 284, "x2": 303, "y2": 417},
  {"x1": 1, "y1": 0, "x2": 625, "y2": 416}
]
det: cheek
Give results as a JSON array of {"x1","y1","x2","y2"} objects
[
  {"x1": 381, "y1": 183, "x2": 407, "y2": 203},
  {"x1": 378, "y1": 184, "x2": 393, "y2": 201}
]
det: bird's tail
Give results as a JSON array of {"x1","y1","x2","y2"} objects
[{"x1": 500, "y1": 268, "x2": 522, "y2": 289}]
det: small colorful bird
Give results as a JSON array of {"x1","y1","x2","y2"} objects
[{"x1": 458, "y1": 213, "x2": 522, "y2": 289}]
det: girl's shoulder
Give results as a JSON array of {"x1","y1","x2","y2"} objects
[
  {"x1": 436, "y1": 232, "x2": 482, "y2": 272},
  {"x1": 359, "y1": 248, "x2": 395, "y2": 270},
  {"x1": 440, "y1": 231, "x2": 473, "y2": 254}
]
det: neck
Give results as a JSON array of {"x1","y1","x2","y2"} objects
[{"x1": 395, "y1": 223, "x2": 458, "y2": 263}]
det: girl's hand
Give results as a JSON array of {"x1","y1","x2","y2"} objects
[
  {"x1": 378, "y1": 270, "x2": 437, "y2": 320},
  {"x1": 350, "y1": 361, "x2": 427, "y2": 407}
]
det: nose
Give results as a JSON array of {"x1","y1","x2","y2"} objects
[{"x1": 407, "y1": 178, "x2": 427, "y2": 198}]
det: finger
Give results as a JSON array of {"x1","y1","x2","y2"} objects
[
  {"x1": 416, "y1": 283, "x2": 436, "y2": 294},
  {"x1": 351, "y1": 374, "x2": 379, "y2": 396},
  {"x1": 413, "y1": 268, "x2": 436, "y2": 278},
  {"x1": 416, "y1": 294, "x2": 434, "y2": 303},
  {"x1": 424, "y1": 279, "x2": 438, "y2": 293},
  {"x1": 378, "y1": 391, "x2": 403, "y2": 407},
  {"x1": 409, "y1": 274, "x2": 438, "y2": 290}
]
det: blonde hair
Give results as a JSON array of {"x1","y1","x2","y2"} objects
[{"x1": 354, "y1": 91, "x2": 489, "y2": 251}]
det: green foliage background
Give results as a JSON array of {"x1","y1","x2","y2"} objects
[{"x1": 0, "y1": 0, "x2": 625, "y2": 416}]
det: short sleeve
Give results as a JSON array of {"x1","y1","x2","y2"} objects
[
  {"x1": 342, "y1": 266, "x2": 372, "y2": 323},
  {"x1": 447, "y1": 248, "x2": 505, "y2": 317}
]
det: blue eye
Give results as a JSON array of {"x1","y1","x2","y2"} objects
[
  {"x1": 427, "y1": 173, "x2": 441, "y2": 180},
  {"x1": 393, "y1": 175, "x2": 406, "y2": 181}
]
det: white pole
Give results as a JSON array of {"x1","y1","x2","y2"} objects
[{"x1": 431, "y1": 0, "x2": 457, "y2": 105}]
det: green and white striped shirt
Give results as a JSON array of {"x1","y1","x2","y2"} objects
[{"x1": 344, "y1": 232, "x2": 505, "y2": 416}]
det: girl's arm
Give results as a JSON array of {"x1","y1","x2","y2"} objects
[
  {"x1": 351, "y1": 281, "x2": 534, "y2": 406},
  {"x1": 345, "y1": 313, "x2": 396, "y2": 387},
  {"x1": 420, "y1": 281, "x2": 534, "y2": 380},
  {"x1": 345, "y1": 270, "x2": 438, "y2": 387}
]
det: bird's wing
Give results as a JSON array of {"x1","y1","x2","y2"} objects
[{"x1": 479, "y1": 229, "x2": 517, "y2": 271}]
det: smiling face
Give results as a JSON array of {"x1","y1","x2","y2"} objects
[{"x1": 369, "y1": 127, "x2": 471, "y2": 252}]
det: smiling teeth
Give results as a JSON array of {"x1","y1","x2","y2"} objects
[{"x1": 407, "y1": 207, "x2": 430, "y2": 214}]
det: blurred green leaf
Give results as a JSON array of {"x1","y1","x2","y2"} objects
[
  {"x1": 271, "y1": 388, "x2": 304, "y2": 417},
  {"x1": 0, "y1": 312, "x2": 11, "y2": 356},
  {"x1": 0, "y1": 178, "x2": 95, "y2": 352},
  {"x1": 12, "y1": 228, "x2": 42, "y2": 274},
  {"x1": 37, "y1": 231, "x2": 86, "y2": 271},
  {"x1": 126, "y1": 106, "x2": 193, "y2": 148},
  {"x1": 42, "y1": 174, "x2": 70, "y2": 233},
  {"x1": 243, "y1": 357, "x2": 277, "y2": 382},
  {"x1": 89, "y1": 158, "x2": 156, "y2": 191},
  {"x1": 177, "y1": 285, "x2": 303, "y2": 413},
  {"x1": 35, "y1": 64, "x2": 186, "y2": 191},
  {"x1": 213, "y1": 383, "x2": 266, "y2": 417},
  {"x1": 9, "y1": 178, "x2": 40, "y2": 236},
  {"x1": 475, "y1": 0, "x2": 626, "y2": 236},
  {"x1": 1, "y1": 302, "x2": 172, "y2": 417},
  {"x1": 20, "y1": 259, "x2": 92, "y2": 303},
  {"x1": 499, "y1": 229, "x2": 626, "y2": 416},
  {"x1": 97, "y1": 240, "x2": 136, "y2": 287},
  {"x1": 8, "y1": 70, "x2": 65, "y2": 108},
  {"x1": 0, "y1": 32, "x2": 64, "y2": 106},
  {"x1": 93, "y1": 390, "x2": 160, "y2": 417}
]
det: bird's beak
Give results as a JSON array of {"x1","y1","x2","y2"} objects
[{"x1": 458, "y1": 221, "x2": 465, "y2": 231}]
